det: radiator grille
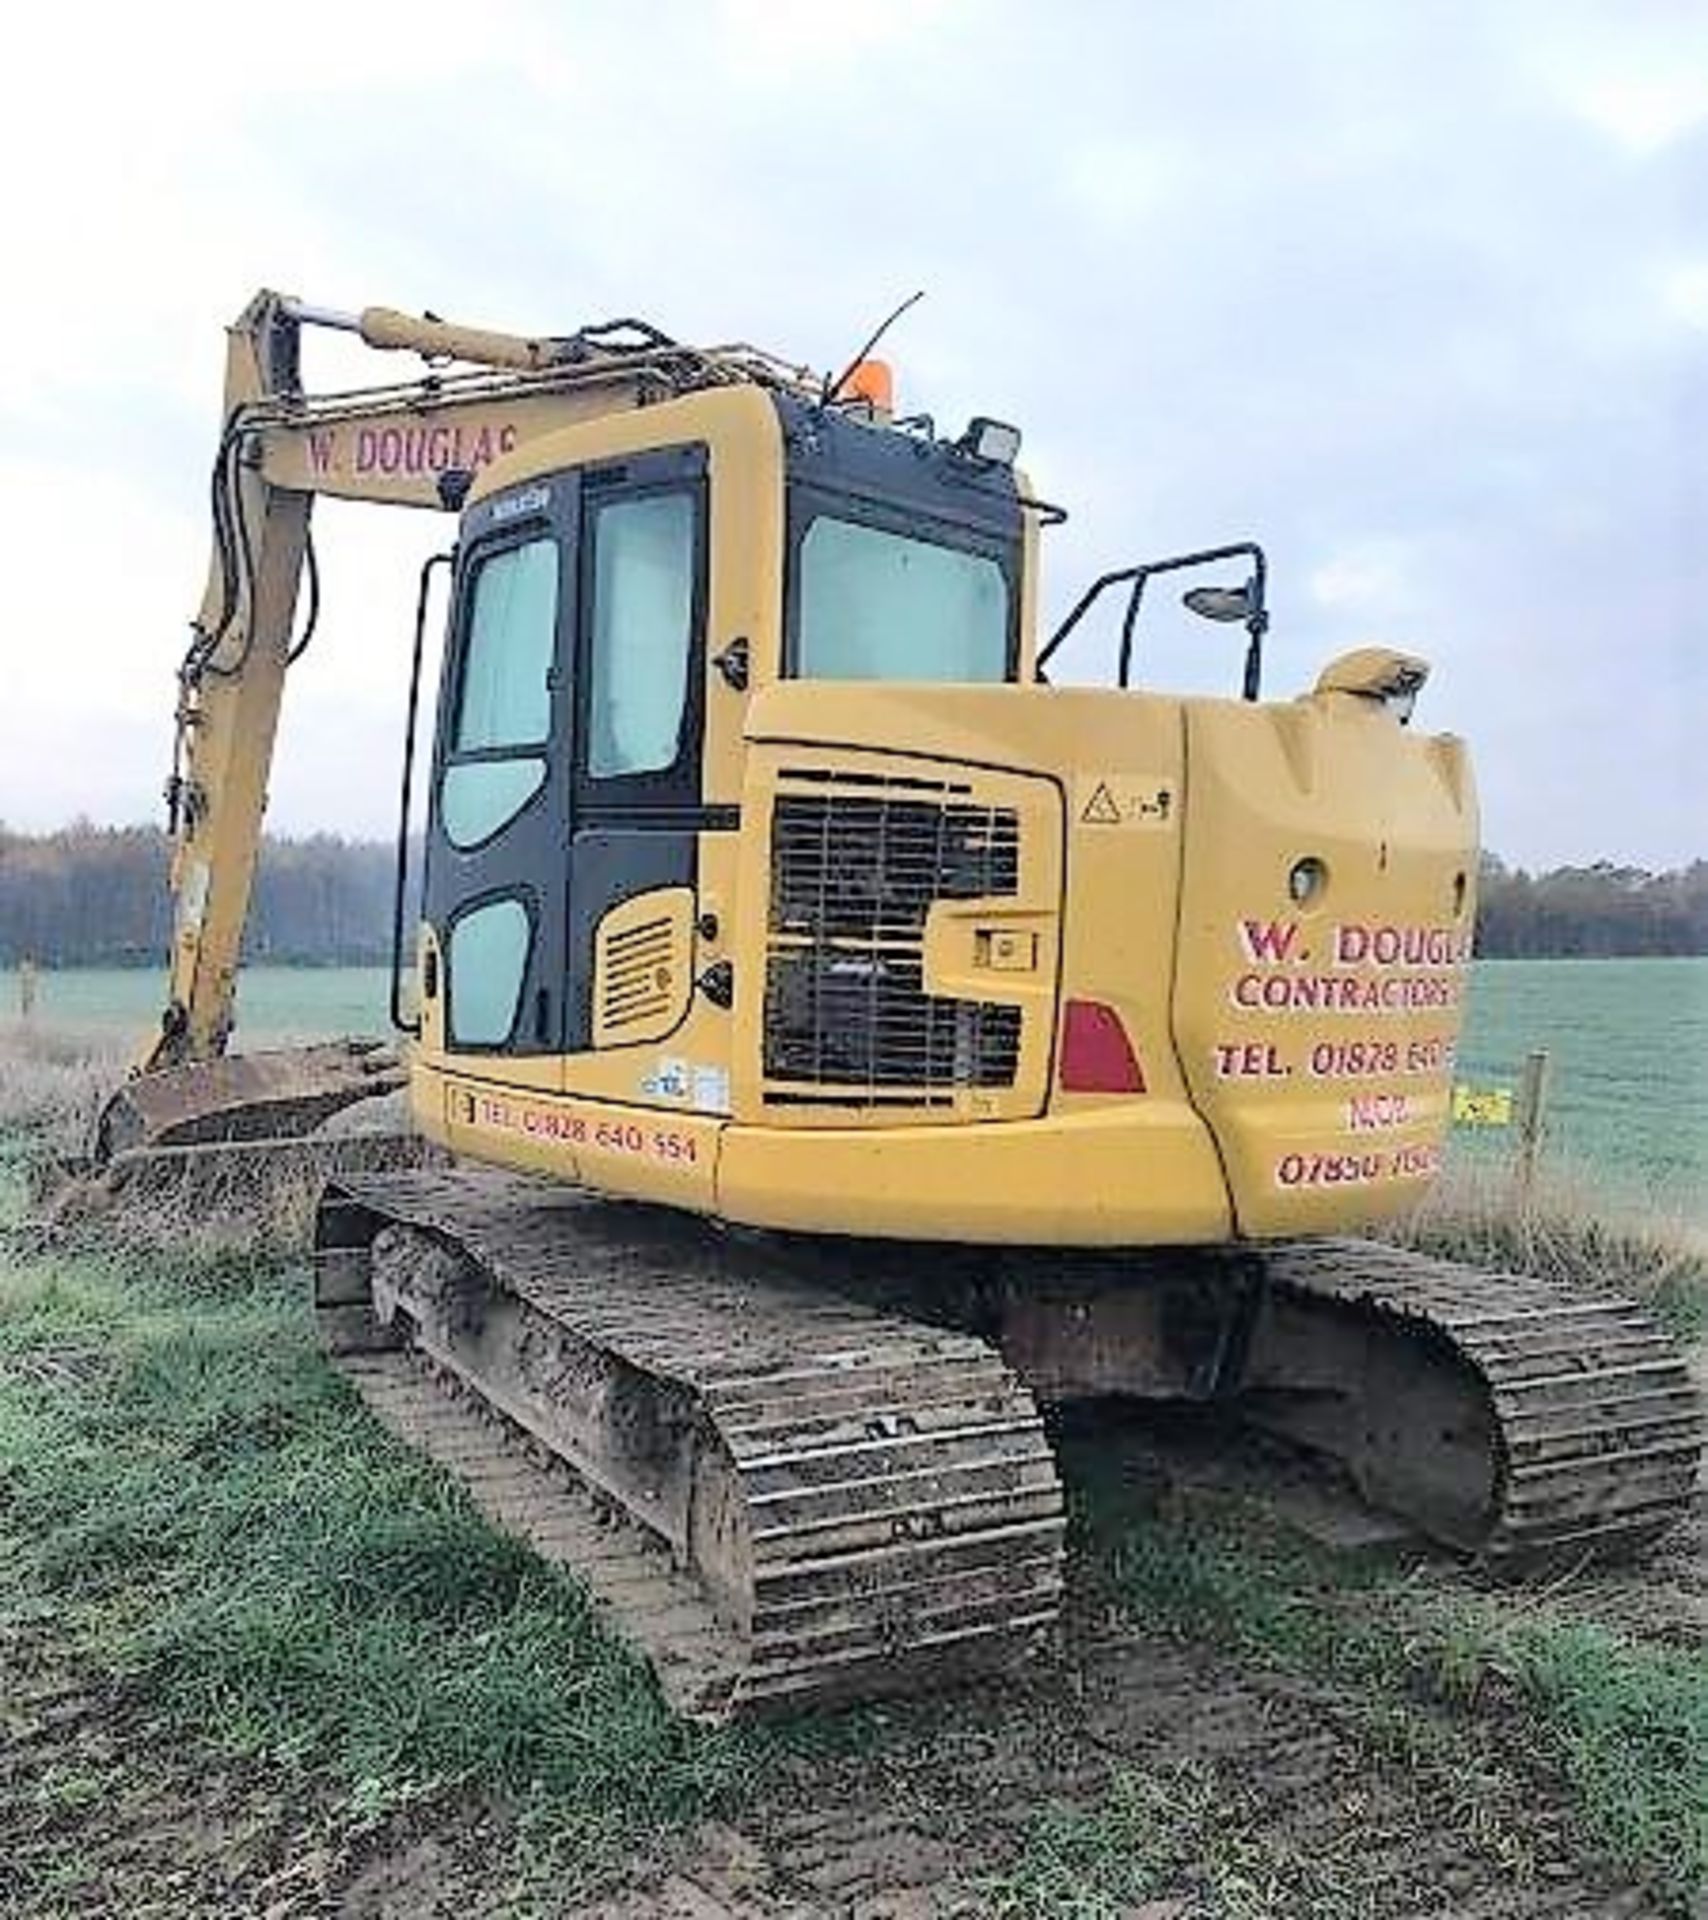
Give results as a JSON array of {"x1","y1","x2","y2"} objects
[
  {"x1": 601, "y1": 915, "x2": 678, "y2": 1034},
  {"x1": 772, "y1": 792, "x2": 1020, "y2": 942},
  {"x1": 764, "y1": 778, "x2": 1023, "y2": 1106}
]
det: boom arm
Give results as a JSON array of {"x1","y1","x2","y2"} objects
[{"x1": 150, "y1": 290, "x2": 813, "y2": 1070}]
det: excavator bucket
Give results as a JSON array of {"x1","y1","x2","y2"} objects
[
  {"x1": 37, "y1": 1040, "x2": 437, "y2": 1240},
  {"x1": 95, "y1": 1039, "x2": 405, "y2": 1156}
]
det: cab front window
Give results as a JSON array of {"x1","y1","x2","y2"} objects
[{"x1": 795, "y1": 515, "x2": 1012, "y2": 684}]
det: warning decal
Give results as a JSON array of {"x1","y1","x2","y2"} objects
[
  {"x1": 1074, "y1": 774, "x2": 1175, "y2": 829},
  {"x1": 1080, "y1": 782, "x2": 1124, "y2": 826}
]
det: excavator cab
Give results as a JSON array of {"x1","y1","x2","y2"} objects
[
  {"x1": 409, "y1": 384, "x2": 1046, "y2": 1211},
  {"x1": 406, "y1": 375, "x2": 1478, "y2": 1251}
]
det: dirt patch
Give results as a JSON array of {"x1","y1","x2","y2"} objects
[
  {"x1": 565, "y1": 1618, "x2": 1669, "y2": 1918},
  {"x1": 7, "y1": 1546, "x2": 1677, "y2": 1920},
  {"x1": 338, "y1": 1837, "x2": 477, "y2": 1919},
  {"x1": 3, "y1": 1397, "x2": 1696, "y2": 1918},
  {"x1": 0, "y1": 1623, "x2": 336, "y2": 1919}
]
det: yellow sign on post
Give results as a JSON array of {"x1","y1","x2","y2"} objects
[{"x1": 1452, "y1": 1084, "x2": 1513, "y2": 1127}]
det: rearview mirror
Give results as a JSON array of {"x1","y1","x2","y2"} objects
[{"x1": 1183, "y1": 584, "x2": 1252, "y2": 624}]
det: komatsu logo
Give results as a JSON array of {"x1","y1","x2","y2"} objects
[{"x1": 491, "y1": 485, "x2": 551, "y2": 523}]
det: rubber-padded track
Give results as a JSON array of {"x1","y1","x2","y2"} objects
[
  {"x1": 318, "y1": 1168, "x2": 1065, "y2": 1721},
  {"x1": 1263, "y1": 1239, "x2": 1702, "y2": 1565}
]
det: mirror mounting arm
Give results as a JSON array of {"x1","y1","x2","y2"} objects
[
  {"x1": 1240, "y1": 602, "x2": 1270, "y2": 703},
  {"x1": 1037, "y1": 540, "x2": 1268, "y2": 698}
]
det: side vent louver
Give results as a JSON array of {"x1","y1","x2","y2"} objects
[
  {"x1": 592, "y1": 888, "x2": 694, "y2": 1048},
  {"x1": 604, "y1": 918, "x2": 675, "y2": 1030}
]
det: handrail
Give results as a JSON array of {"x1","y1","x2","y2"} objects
[
  {"x1": 1036, "y1": 540, "x2": 1268, "y2": 699},
  {"x1": 391, "y1": 550, "x2": 454, "y2": 1035}
]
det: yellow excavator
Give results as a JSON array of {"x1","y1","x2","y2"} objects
[{"x1": 90, "y1": 290, "x2": 1700, "y2": 1719}]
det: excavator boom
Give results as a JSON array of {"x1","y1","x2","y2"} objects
[{"x1": 144, "y1": 291, "x2": 813, "y2": 1086}]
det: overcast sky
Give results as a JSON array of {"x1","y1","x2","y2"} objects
[{"x1": 3, "y1": 0, "x2": 1702, "y2": 869}]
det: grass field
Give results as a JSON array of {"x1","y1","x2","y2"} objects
[
  {"x1": 2, "y1": 1195, "x2": 1702, "y2": 1915},
  {"x1": 7, "y1": 956, "x2": 1705, "y2": 1213},
  {"x1": 1, "y1": 1020, "x2": 1704, "y2": 1917},
  {"x1": 0, "y1": 964, "x2": 392, "y2": 1045}
]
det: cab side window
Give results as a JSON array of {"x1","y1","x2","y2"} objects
[
  {"x1": 455, "y1": 535, "x2": 557, "y2": 749},
  {"x1": 445, "y1": 897, "x2": 531, "y2": 1046},
  {"x1": 585, "y1": 492, "x2": 696, "y2": 780},
  {"x1": 440, "y1": 536, "x2": 557, "y2": 848}
]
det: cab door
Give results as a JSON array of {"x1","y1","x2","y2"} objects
[
  {"x1": 425, "y1": 444, "x2": 713, "y2": 1102},
  {"x1": 424, "y1": 479, "x2": 577, "y2": 1084},
  {"x1": 563, "y1": 445, "x2": 710, "y2": 1072}
]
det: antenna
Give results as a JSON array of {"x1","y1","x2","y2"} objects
[{"x1": 823, "y1": 289, "x2": 925, "y2": 404}]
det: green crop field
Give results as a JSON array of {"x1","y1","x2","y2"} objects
[
  {"x1": 5, "y1": 956, "x2": 1705, "y2": 1218},
  {"x1": 0, "y1": 963, "x2": 392, "y2": 1043},
  {"x1": 1455, "y1": 957, "x2": 1708, "y2": 1215}
]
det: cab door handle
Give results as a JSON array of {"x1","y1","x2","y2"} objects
[{"x1": 713, "y1": 636, "x2": 750, "y2": 690}]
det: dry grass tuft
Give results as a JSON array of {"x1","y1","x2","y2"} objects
[
  {"x1": 0, "y1": 1020, "x2": 127, "y2": 1157},
  {"x1": 30, "y1": 1130, "x2": 437, "y2": 1262},
  {"x1": 1382, "y1": 1155, "x2": 1708, "y2": 1333},
  {"x1": 84, "y1": 1138, "x2": 430, "y2": 1256},
  {"x1": 51, "y1": 1149, "x2": 337, "y2": 1258}
]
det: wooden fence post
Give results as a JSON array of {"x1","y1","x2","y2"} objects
[{"x1": 1515, "y1": 1048, "x2": 1551, "y2": 1201}]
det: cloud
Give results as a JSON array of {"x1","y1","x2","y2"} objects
[
  {"x1": 1309, "y1": 545, "x2": 1418, "y2": 621},
  {"x1": 1060, "y1": 141, "x2": 1182, "y2": 231},
  {"x1": 1662, "y1": 262, "x2": 1708, "y2": 329},
  {"x1": 1514, "y1": 0, "x2": 1708, "y2": 154},
  {"x1": 1, "y1": 0, "x2": 1701, "y2": 869},
  {"x1": 715, "y1": 0, "x2": 963, "y2": 79},
  {"x1": 1569, "y1": 74, "x2": 1708, "y2": 155}
]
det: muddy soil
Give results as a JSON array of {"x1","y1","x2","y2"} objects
[
  {"x1": 536, "y1": 1421, "x2": 1698, "y2": 1920},
  {"x1": 562, "y1": 1638, "x2": 1664, "y2": 1919},
  {"x1": 6, "y1": 1419, "x2": 1696, "y2": 1920}
]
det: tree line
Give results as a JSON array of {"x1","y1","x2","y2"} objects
[
  {"x1": 0, "y1": 824, "x2": 394, "y2": 967},
  {"x1": 1, "y1": 826, "x2": 1704, "y2": 966},
  {"x1": 1472, "y1": 855, "x2": 1708, "y2": 958}
]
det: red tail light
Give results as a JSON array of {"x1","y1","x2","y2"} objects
[{"x1": 1059, "y1": 999, "x2": 1146, "y2": 1093}]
